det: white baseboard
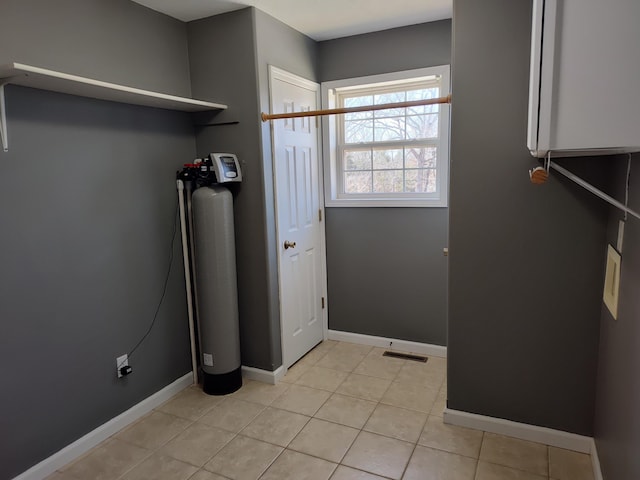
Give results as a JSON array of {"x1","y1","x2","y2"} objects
[
  {"x1": 443, "y1": 408, "x2": 592, "y2": 453},
  {"x1": 591, "y1": 438, "x2": 603, "y2": 480},
  {"x1": 241, "y1": 365, "x2": 285, "y2": 385},
  {"x1": 13, "y1": 372, "x2": 193, "y2": 480},
  {"x1": 327, "y1": 329, "x2": 447, "y2": 358}
]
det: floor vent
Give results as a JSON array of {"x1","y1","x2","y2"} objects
[{"x1": 383, "y1": 351, "x2": 428, "y2": 363}]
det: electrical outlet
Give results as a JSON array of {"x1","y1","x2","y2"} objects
[{"x1": 116, "y1": 354, "x2": 129, "y2": 378}]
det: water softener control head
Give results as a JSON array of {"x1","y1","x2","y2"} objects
[{"x1": 209, "y1": 153, "x2": 242, "y2": 183}]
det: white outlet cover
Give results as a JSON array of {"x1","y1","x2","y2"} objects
[
  {"x1": 116, "y1": 354, "x2": 129, "y2": 378},
  {"x1": 603, "y1": 245, "x2": 621, "y2": 319},
  {"x1": 203, "y1": 353, "x2": 213, "y2": 367}
]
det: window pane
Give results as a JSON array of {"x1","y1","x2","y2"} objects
[
  {"x1": 374, "y1": 92, "x2": 405, "y2": 104},
  {"x1": 344, "y1": 119, "x2": 373, "y2": 143},
  {"x1": 373, "y1": 170, "x2": 404, "y2": 193},
  {"x1": 333, "y1": 71, "x2": 448, "y2": 205},
  {"x1": 407, "y1": 87, "x2": 439, "y2": 100},
  {"x1": 405, "y1": 114, "x2": 439, "y2": 140},
  {"x1": 407, "y1": 88, "x2": 441, "y2": 114},
  {"x1": 374, "y1": 91, "x2": 405, "y2": 117},
  {"x1": 345, "y1": 110, "x2": 372, "y2": 121},
  {"x1": 344, "y1": 150, "x2": 372, "y2": 170},
  {"x1": 344, "y1": 171, "x2": 372, "y2": 193},
  {"x1": 374, "y1": 107, "x2": 406, "y2": 118},
  {"x1": 344, "y1": 96, "x2": 373, "y2": 120},
  {"x1": 405, "y1": 168, "x2": 437, "y2": 193},
  {"x1": 374, "y1": 117, "x2": 404, "y2": 141},
  {"x1": 373, "y1": 149, "x2": 403, "y2": 169},
  {"x1": 344, "y1": 95, "x2": 373, "y2": 108},
  {"x1": 406, "y1": 147, "x2": 437, "y2": 168}
]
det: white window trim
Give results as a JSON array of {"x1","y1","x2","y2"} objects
[{"x1": 321, "y1": 65, "x2": 450, "y2": 208}]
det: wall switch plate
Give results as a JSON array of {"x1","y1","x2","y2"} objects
[
  {"x1": 116, "y1": 354, "x2": 129, "y2": 378},
  {"x1": 603, "y1": 245, "x2": 621, "y2": 319}
]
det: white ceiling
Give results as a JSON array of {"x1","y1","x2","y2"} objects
[{"x1": 131, "y1": 0, "x2": 452, "y2": 41}]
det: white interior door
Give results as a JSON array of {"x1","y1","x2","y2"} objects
[{"x1": 269, "y1": 67, "x2": 325, "y2": 369}]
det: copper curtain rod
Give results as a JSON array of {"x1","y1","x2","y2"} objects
[{"x1": 260, "y1": 94, "x2": 452, "y2": 122}]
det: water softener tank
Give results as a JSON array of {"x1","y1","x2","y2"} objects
[{"x1": 192, "y1": 186, "x2": 242, "y2": 394}]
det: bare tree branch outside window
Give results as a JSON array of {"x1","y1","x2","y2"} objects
[{"x1": 339, "y1": 83, "x2": 441, "y2": 195}]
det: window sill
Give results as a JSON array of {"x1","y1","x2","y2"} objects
[{"x1": 325, "y1": 198, "x2": 448, "y2": 208}]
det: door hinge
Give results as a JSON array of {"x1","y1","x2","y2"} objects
[
  {"x1": 318, "y1": 209, "x2": 323, "y2": 222},
  {"x1": 321, "y1": 297, "x2": 325, "y2": 309}
]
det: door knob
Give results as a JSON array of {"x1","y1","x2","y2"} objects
[{"x1": 284, "y1": 240, "x2": 296, "y2": 250}]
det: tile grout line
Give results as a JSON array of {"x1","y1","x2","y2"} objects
[
  {"x1": 70, "y1": 409, "x2": 196, "y2": 480},
  {"x1": 107, "y1": 341, "x2": 567, "y2": 479},
  {"x1": 399, "y1": 438, "x2": 421, "y2": 480},
  {"x1": 253, "y1": 345, "x2": 372, "y2": 477},
  {"x1": 112, "y1": 439, "x2": 157, "y2": 480},
  {"x1": 112, "y1": 405, "x2": 219, "y2": 479},
  {"x1": 117, "y1": 391, "x2": 247, "y2": 477},
  {"x1": 58, "y1": 340, "x2": 446, "y2": 480},
  {"x1": 472, "y1": 431, "x2": 485, "y2": 480},
  {"x1": 279, "y1": 340, "x2": 448, "y2": 479},
  {"x1": 340, "y1": 347, "x2": 407, "y2": 479},
  {"x1": 192, "y1": 395, "x2": 262, "y2": 473},
  {"x1": 284, "y1": 341, "x2": 396, "y2": 478},
  {"x1": 240, "y1": 379, "x2": 319, "y2": 478},
  {"x1": 254, "y1": 370, "x2": 344, "y2": 480}
]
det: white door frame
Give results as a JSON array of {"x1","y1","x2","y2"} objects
[{"x1": 268, "y1": 65, "x2": 329, "y2": 371}]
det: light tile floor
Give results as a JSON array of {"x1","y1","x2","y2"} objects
[{"x1": 48, "y1": 340, "x2": 594, "y2": 480}]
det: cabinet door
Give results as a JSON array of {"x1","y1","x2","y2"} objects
[{"x1": 529, "y1": 0, "x2": 640, "y2": 157}]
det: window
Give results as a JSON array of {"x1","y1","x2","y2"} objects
[{"x1": 322, "y1": 66, "x2": 450, "y2": 207}]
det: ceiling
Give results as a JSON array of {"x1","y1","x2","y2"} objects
[{"x1": 131, "y1": 0, "x2": 452, "y2": 41}]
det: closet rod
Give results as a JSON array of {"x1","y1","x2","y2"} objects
[
  {"x1": 549, "y1": 160, "x2": 640, "y2": 220},
  {"x1": 260, "y1": 94, "x2": 451, "y2": 122}
]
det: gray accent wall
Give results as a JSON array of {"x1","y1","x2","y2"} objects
[
  {"x1": 0, "y1": 1, "x2": 198, "y2": 477},
  {"x1": 448, "y1": 0, "x2": 607, "y2": 435},
  {"x1": 253, "y1": 9, "x2": 319, "y2": 365},
  {"x1": 326, "y1": 208, "x2": 449, "y2": 344},
  {"x1": 594, "y1": 154, "x2": 640, "y2": 479},
  {"x1": 0, "y1": 87, "x2": 195, "y2": 479},
  {"x1": 187, "y1": 9, "x2": 272, "y2": 370},
  {"x1": 0, "y1": 0, "x2": 192, "y2": 96},
  {"x1": 319, "y1": 20, "x2": 452, "y2": 82},
  {"x1": 188, "y1": 7, "x2": 318, "y2": 370},
  {"x1": 318, "y1": 21, "x2": 452, "y2": 345}
]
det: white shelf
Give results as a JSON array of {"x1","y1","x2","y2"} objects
[
  {"x1": 0, "y1": 62, "x2": 228, "y2": 151},
  {"x1": 0, "y1": 63, "x2": 227, "y2": 111}
]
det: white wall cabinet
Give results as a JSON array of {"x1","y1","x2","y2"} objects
[{"x1": 528, "y1": 0, "x2": 640, "y2": 158}]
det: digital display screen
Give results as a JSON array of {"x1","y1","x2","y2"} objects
[{"x1": 211, "y1": 153, "x2": 241, "y2": 182}]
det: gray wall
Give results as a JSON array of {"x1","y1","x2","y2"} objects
[
  {"x1": 325, "y1": 208, "x2": 449, "y2": 344},
  {"x1": 448, "y1": 0, "x2": 607, "y2": 435},
  {"x1": 318, "y1": 21, "x2": 452, "y2": 345},
  {"x1": 187, "y1": 8, "x2": 318, "y2": 370},
  {"x1": 319, "y1": 20, "x2": 452, "y2": 82},
  {"x1": 594, "y1": 154, "x2": 640, "y2": 479},
  {"x1": 0, "y1": 0, "x2": 192, "y2": 96},
  {"x1": 187, "y1": 9, "x2": 274, "y2": 370},
  {"x1": 0, "y1": 88, "x2": 195, "y2": 478},
  {"x1": 0, "y1": 1, "x2": 197, "y2": 477},
  {"x1": 254, "y1": 9, "x2": 320, "y2": 364}
]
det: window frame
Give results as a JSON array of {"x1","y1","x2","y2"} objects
[{"x1": 321, "y1": 66, "x2": 450, "y2": 207}]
